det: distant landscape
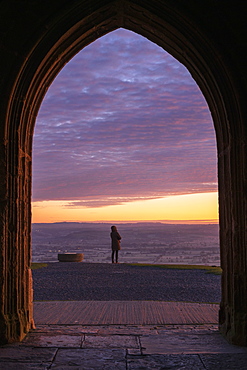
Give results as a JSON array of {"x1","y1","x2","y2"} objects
[{"x1": 32, "y1": 222, "x2": 220, "y2": 266}]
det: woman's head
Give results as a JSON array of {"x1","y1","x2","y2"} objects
[{"x1": 111, "y1": 225, "x2": 117, "y2": 231}]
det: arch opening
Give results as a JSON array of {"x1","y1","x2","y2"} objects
[
  {"x1": 32, "y1": 28, "x2": 218, "y2": 226},
  {"x1": 31, "y1": 31, "x2": 220, "y2": 309}
]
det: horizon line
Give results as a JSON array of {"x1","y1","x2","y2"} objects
[{"x1": 32, "y1": 219, "x2": 219, "y2": 225}]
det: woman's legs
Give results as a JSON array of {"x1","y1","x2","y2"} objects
[{"x1": 111, "y1": 250, "x2": 119, "y2": 263}]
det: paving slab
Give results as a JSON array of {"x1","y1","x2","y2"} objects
[
  {"x1": 127, "y1": 354, "x2": 205, "y2": 369},
  {"x1": 156, "y1": 324, "x2": 219, "y2": 335},
  {"x1": 82, "y1": 334, "x2": 139, "y2": 349},
  {"x1": 97, "y1": 325, "x2": 159, "y2": 335},
  {"x1": 141, "y1": 329, "x2": 247, "y2": 355},
  {"x1": 0, "y1": 363, "x2": 51, "y2": 369},
  {"x1": 0, "y1": 345, "x2": 56, "y2": 363},
  {"x1": 200, "y1": 353, "x2": 247, "y2": 369},
  {"x1": 50, "y1": 348, "x2": 126, "y2": 369},
  {"x1": 34, "y1": 325, "x2": 100, "y2": 334},
  {"x1": 23, "y1": 333, "x2": 82, "y2": 348}
]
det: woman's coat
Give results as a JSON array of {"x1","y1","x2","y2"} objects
[{"x1": 110, "y1": 230, "x2": 121, "y2": 250}]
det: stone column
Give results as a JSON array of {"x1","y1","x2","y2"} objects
[
  {"x1": 0, "y1": 128, "x2": 34, "y2": 344},
  {"x1": 218, "y1": 124, "x2": 247, "y2": 345}
]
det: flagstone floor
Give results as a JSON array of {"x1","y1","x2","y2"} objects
[{"x1": 1, "y1": 301, "x2": 247, "y2": 369}]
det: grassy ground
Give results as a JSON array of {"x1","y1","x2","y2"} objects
[
  {"x1": 31, "y1": 262, "x2": 221, "y2": 275},
  {"x1": 127, "y1": 263, "x2": 222, "y2": 275},
  {"x1": 31, "y1": 263, "x2": 48, "y2": 270}
]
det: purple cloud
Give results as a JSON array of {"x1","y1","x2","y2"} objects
[{"x1": 32, "y1": 29, "x2": 217, "y2": 207}]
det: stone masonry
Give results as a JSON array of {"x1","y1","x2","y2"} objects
[{"x1": 0, "y1": 0, "x2": 247, "y2": 345}]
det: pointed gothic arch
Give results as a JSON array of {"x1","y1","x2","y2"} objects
[{"x1": 0, "y1": 1, "x2": 246, "y2": 345}]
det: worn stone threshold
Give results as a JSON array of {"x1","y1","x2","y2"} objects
[{"x1": 34, "y1": 300, "x2": 219, "y2": 325}]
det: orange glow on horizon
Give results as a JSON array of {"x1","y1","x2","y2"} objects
[{"x1": 32, "y1": 191, "x2": 218, "y2": 224}]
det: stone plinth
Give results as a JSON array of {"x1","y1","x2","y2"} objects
[{"x1": 58, "y1": 253, "x2": 84, "y2": 262}]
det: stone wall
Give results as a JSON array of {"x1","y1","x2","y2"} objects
[{"x1": 0, "y1": 0, "x2": 247, "y2": 345}]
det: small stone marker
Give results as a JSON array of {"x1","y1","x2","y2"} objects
[{"x1": 58, "y1": 253, "x2": 84, "y2": 262}]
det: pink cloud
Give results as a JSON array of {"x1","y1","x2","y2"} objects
[{"x1": 33, "y1": 29, "x2": 217, "y2": 207}]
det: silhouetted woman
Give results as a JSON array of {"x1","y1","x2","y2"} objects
[{"x1": 110, "y1": 225, "x2": 121, "y2": 263}]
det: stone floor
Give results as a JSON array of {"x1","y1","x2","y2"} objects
[
  {"x1": 1, "y1": 301, "x2": 247, "y2": 369},
  {"x1": 1, "y1": 324, "x2": 247, "y2": 369}
]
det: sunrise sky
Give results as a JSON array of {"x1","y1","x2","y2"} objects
[{"x1": 32, "y1": 28, "x2": 218, "y2": 224}]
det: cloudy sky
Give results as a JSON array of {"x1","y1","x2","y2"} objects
[{"x1": 32, "y1": 28, "x2": 218, "y2": 222}]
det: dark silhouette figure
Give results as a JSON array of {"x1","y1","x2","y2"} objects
[{"x1": 110, "y1": 225, "x2": 121, "y2": 263}]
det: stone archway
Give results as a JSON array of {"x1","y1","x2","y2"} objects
[{"x1": 0, "y1": 1, "x2": 246, "y2": 345}]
